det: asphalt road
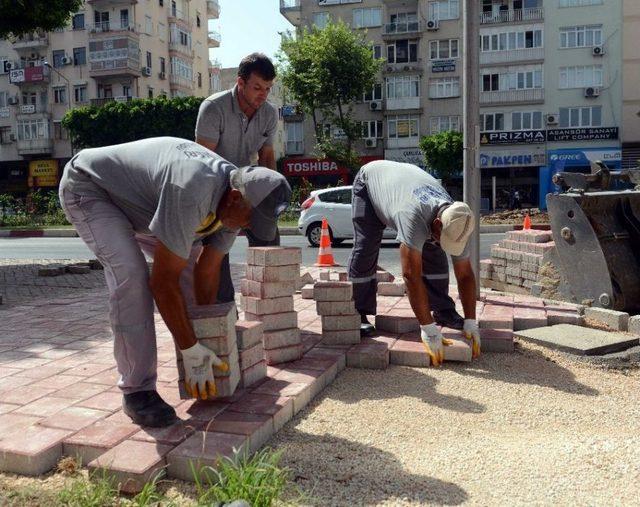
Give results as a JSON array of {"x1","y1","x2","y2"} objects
[{"x1": 0, "y1": 234, "x2": 503, "y2": 277}]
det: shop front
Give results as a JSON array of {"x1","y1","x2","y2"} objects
[{"x1": 279, "y1": 155, "x2": 380, "y2": 189}]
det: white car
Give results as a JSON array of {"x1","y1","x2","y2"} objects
[{"x1": 297, "y1": 185, "x2": 397, "y2": 247}]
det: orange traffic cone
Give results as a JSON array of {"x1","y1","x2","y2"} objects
[
  {"x1": 523, "y1": 213, "x2": 532, "y2": 230},
  {"x1": 314, "y1": 217, "x2": 339, "y2": 267}
]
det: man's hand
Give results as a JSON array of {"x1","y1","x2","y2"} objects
[
  {"x1": 181, "y1": 342, "x2": 228, "y2": 399},
  {"x1": 420, "y1": 323, "x2": 452, "y2": 367},
  {"x1": 463, "y1": 319, "x2": 481, "y2": 359}
]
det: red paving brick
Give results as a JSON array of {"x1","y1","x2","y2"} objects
[
  {"x1": 63, "y1": 421, "x2": 139, "y2": 465},
  {"x1": 40, "y1": 406, "x2": 111, "y2": 431},
  {"x1": 0, "y1": 425, "x2": 72, "y2": 475}
]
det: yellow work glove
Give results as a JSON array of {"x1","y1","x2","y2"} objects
[
  {"x1": 420, "y1": 323, "x2": 452, "y2": 367},
  {"x1": 181, "y1": 342, "x2": 228, "y2": 400},
  {"x1": 463, "y1": 319, "x2": 481, "y2": 359}
]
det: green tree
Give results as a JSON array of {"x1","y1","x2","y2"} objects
[
  {"x1": 278, "y1": 21, "x2": 382, "y2": 174},
  {"x1": 419, "y1": 130, "x2": 464, "y2": 181},
  {"x1": 61, "y1": 96, "x2": 204, "y2": 149},
  {"x1": 0, "y1": 0, "x2": 83, "y2": 38}
]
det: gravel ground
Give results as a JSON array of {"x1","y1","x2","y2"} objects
[{"x1": 271, "y1": 341, "x2": 640, "y2": 506}]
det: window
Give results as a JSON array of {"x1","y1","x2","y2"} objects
[
  {"x1": 17, "y1": 119, "x2": 49, "y2": 141},
  {"x1": 53, "y1": 87, "x2": 67, "y2": 104},
  {"x1": 158, "y1": 22, "x2": 166, "y2": 41},
  {"x1": 363, "y1": 83, "x2": 383, "y2": 101},
  {"x1": 122, "y1": 85, "x2": 131, "y2": 97},
  {"x1": 160, "y1": 57, "x2": 166, "y2": 74},
  {"x1": 286, "y1": 122, "x2": 303, "y2": 154},
  {"x1": 148, "y1": 87, "x2": 154, "y2": 99},
  {"x1": 481, "y1": 29, "x2": 543, "y2": 52},
  {"x1": 180, "y1": 30, "x2": 189, "y2": 46},
  {"x1": 430, "y1": 39, "x2": 459, "y2": 60},
  {"x1": 170, "y1": 56, "x2": 193, "y2": 80},
  {"x1": 52, "y1": 49, "x2": 65, "y2": 68},
  {"x1": 430, "y1": 116, "x2": 460, "y2": 134},
  {"x1": 159, "y1": 0, "x2": 164, "y2": 5},
  {"x1": 372, "y1": 44, "x2": 382, "y2": 60},
  {"x1": 429, "y1": 77, "x2": 460, "y2": 98},
  {"x1": 198, "y1": 72, "x2": 202, "y2": 88},
  {"x1": 196, "y1": 14, "x2": 201, "y2": 28},
  {"x1": 559, "y1": 106, "x2": 602, "y2": 127},
  {"x1": 481, "y1": 67, "x2": 543, "y2": 91},
  {"x1": 22, "y1": 91, "x2": 37, "y2": 105},
  {"x1": 0, "y1": 126, "x2": 12, "y2": 144},
  {"x1": 72, "y1": 13, "x2": 85, "y2": 30},
  {"x1": 480, "y1": 113, "x2": 505, "y2": 131},
  {"x1": 321, "y1": 189, "x2": 352, "y2": 204},
  {"x1": 560, "y1": 25, "x2": 603, "y2": 48},
  {"x1": 559, "y1": 65, "x2": 603, "y2": 88},
  {"x1": 73, "y1": 47, "x2": 86, "y2": 66},
  {"x1": 512, "y1": 111, "x2": 543, "y2": 130},
  {"x1": 428, "y1": 0, "x2": 459, "y2": 21},
  {"x1": 145, "y1": 15, "x2": 153, "y2": 34},
  {"x1": 53, "y1": 120, "x2": 68, "y2": 140},
  {"x1": 0, "y1": 91, "x2": 7, "y2": 107},
  {"x1": 388, "y1": 115, "x2": 419, "y2": 139},
  {"x1": 386, "y1": 75, "x2": 420, "y2": 99},
  {"x1": 353, "y1": 8, "x2": 382, "y2": 28},
  {"x1": 313, "y1": 12, "x2": 330, "y2": 29},
  {"x1": 74, "y1": 85, "x2": 87, "y2": 103},
  {"x1": 146, "y1": 51, "x2": 152, "y2": 68},
  {"x1": 560, "y1": 0, "x2": 603, "y2": 6},
  {"x1": 361, "y1": 120, "x2": 383, "y2": 139},
  {"x1": 387, "y1": 40, "x2": 418, "y2": 63}
]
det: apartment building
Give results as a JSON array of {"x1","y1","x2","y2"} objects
[
  {"x1": 622, "y1": 0, "x2": 640, "y2": 167},
  {"x1": 280, "y1": 0, "x2": 623, "y2": 209},
  {"x1": 0, "y1": 0, "x2": 220, "y2": 195}
]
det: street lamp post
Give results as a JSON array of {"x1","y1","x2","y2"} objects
[{"x1": 43, "y1": 60, "x2": 73, "y2": 156}]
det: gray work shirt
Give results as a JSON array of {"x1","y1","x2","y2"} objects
[
  {"x1": 195, "y1": 85, "x2": 278, "y2": 167},
  {"x1": 360, "y1": 160, "x2": 470, "y2": 260},
  {"x1": 60, "y1": 137, "x2": 238, "y2": 259}
]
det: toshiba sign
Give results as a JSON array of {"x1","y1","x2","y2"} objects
[{"x1": 281, "y1": 156, "x2": 379, "y2": 177}]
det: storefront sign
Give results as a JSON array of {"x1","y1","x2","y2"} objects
[
  {"x1": 431, "y1": 59, "x2": 456, "y2": 73},
  {"x1": 480, "y1": 147, "x2": 546, "y2": 168},
  {"x1": 384, "y1": 148, "x2": 425, "y2": 167},
  {"x1": 548, "y1": 148, "x2": 621, "y2": 166},
  {"x1": 28, "y1": 159, "x2": 58, "y2": 187},
  {"x1": 480, "y1": 130, "x2": 546, "y2": 145},
  {"x1": 281, "y1": 156, "x2": 379, "y2": 177},
  {"x1": 9, "y1": 66, "x2": 44, "y2": 84},
  {"x1": 547, "y1": 127, "x2": 618, "y2": 142}
]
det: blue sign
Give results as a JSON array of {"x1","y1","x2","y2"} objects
[{"x1": 547, "y1": 148, "x2": 621, "y2": 167}]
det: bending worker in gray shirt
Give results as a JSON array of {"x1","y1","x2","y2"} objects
[
  {"x1": 59, "y1": 137, "x2": 290, "y2": 427},
  {"x1": 348, "y1": 160, "x2": 481, "y2": 366},
  {"x1": 195, "y1": 52, "x2": 279, "y2": 304}
]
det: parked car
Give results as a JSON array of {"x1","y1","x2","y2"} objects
[{"x1": 298, "y1": 186, "x2": 397, "y2": 247}]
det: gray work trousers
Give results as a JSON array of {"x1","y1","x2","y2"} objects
[
  {"x1": 216, "y1": 228, "x2": 280, "y2": 302},
  {"x1": 60, "y1": 187, "x2": 165, "y2": 394},
  {"x1": 347, "y1": 172, "x2": 456, "y2": 316}
]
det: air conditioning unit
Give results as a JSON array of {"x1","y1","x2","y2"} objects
[
  {"x1": 369, "y1": 100, "x2": 382, "y2": 111},
  {"x1": 584, "y1": 86, "x2": 600, "y2": 98},
  {"x1": 426, "y1": 19, "x2": 439, "y2": 31},
  {"x1": 61, "y1": 56, "x2": 72, "y2": 65},
  {"x1": 546, "y1": 113, "x2": 559, "y2": 125},
  {"x1": 142, "y1": 66, "x2": 152, "y2": 76},
  {"x1": 365, "y1": 138, "x2": 377, "y2": 148},
  {"x1": 7, "y1": 97, "x2": 19, "y2": 105},
  {"x1": 158, "y1": 71, "x2": 166, "y2": 79},
  {"x1": 592, "y1": 45, "x2": 605, "y2": 57}
]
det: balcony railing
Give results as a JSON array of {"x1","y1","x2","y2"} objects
[
  {"x1": 168, "y1": 7, "x2": 192, "y2": 27},
  {"x1": 207, "y1": 0, "x2": 220, "y2": 18},
  {"x1": 88, "y1": 21, "x2": 140, "y2": 34},
  {"x1": 480, "y1": 47, "x2": 544, "y2": 65},
  {"x1": 169, "y1": 41, "x2": 194, "y2": 57},
  {"x1": 12, "y1": 32, "x2": 49, "y2": 50},
  {"x1": 8, "y1": 64, "x2": 50, "y2": 85},
  {"x1": 280, "y1": 0, "x2": 301, "y2": 25},
  {"x1": 17, "y1": 104, "x2": 50, "y2": 115},
  {"x1": 89, "y1": 57, "x2": 141, "y2": 77},
  {"x1": 383, "y1": 60, "x2": 422, "y2": 73},
  {"x1": 17, "y1": 137, "x2": 54, "y2": 156},
  {"x1": 386, "y1": 97, "x2": 420, "y2": 110},
  {"x1": 207, "y1": 30, "x2": 221, "y2": 47},
  {"x1": 90, "y1": 96, "x2": 137, "y2": 107},
  {"x1": 480, "y1": 88, "x2": 544, "y2": 105},
  {"x1": 480, "y1": 7, "x2": 544, "y2": 25},
  {"x1": 169, "y1": 74, "x2": 194, "y2": 90},
  {"x1": 383, "y1": 21, "x2": 424, "y2": 36}
]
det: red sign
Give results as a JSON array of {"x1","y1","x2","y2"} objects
[{"x1": 281, "y1": 156, "x2": 380, "y2": 177}]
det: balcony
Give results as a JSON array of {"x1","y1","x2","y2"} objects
[
  {"x1": 17, "y1": 137, "x2": 53, "y2": 156},
  {"x1": 12, "y1": 32, "x2": 48, "y2": 51},
  {"x1": 89, "y1": 58, "x2": 141, "y2": 78},
  {"x1": 88, "y1": 21, "x2": 140, "y2": 36},
  {"x1": 168, "y1": 7, "x2": 193, "y2": 29},
  {"x1": 207, "y1": 0, "x2": 220, "y2": 19},
  {"x1": 382, "y1": 21, "x2": 424, "y2": 39},
  {"x1": 480, "y1": 47, "x2": 544, "y2": 66},
  {"x1": 480, "y1": 88, "x2": 544, "y2": 105},
  {"x1": 169, "y1": 41, "x2": 194, "y2": 58},
  {"x1": 281, "y1": 104, "x2": 304, "y2": 122},
  {"x1": 385, "y1": 97, "x2": 420, "y2": 110},
  {"x1": 90, "y1": 96, "x2": 138, "y2": 107},
  {"x1": 8, "y1": 65, "x2": 50, "y2": 86},
  {"x1": 480, "y1": 7, "x2": 544, "y2": 25},
  {"x1": 207, "y1": 30, "x2": 221, "y2": 48},
  {"x1": 280, "y1": 0, "x2": 301, "y2": 26},
  {"x1": 169, "y1": 74, "x2": 194, "y2": 91},
  {"x1": 383, "y1": 61, "x2": 422, "y2": 74},
  {"x1": 87, "y1": 0, "x2": 137, "y2": 4},
  {"x1": 89, "y1": 33, "x2": 141, "y2": 78},
  {"x1": 16, "y1": 104, "x2": 50, "y2": 118}
]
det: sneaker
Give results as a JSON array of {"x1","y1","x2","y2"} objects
[
  {"x1": 123, "y1": 390, "x2": 177, "y2": 428},
  {"x1": 360, "y1": 314, "x2": 375, "y2": 337},
  {"x1": 433, "y1": 309, "x2": 464, "y2": 330}
]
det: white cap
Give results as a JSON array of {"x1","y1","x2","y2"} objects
[{"x1": 439, "y1": 202, "x2": 475, "y2": 256}]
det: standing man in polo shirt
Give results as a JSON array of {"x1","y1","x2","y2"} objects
[{"x1": 195, "y1": 52, "x2": 279, "y2": 302}]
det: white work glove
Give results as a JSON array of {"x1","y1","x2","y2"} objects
[
  {"x1": 420, "y1": 323, "x2": 449, "y2": 367},
  {"x1": 181, "y1": 342, "x2": 228, "y2": 400},
  {"x1": 463, "y1": 319, "x2": 481, "y2": 359}
]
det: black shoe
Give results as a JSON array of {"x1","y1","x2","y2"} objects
[
  {"x1": 360, "y1": 314, "x2": 375, "y2": 337},
  {"x1": 123, "y1": 390, "x2": 177, "y2": 428},
  {"x1": 433, "y1": 309, "x2": 465, "y2": 330}
]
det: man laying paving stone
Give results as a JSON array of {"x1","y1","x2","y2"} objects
[
  {"x1": 59, "y1": 137, "x2": 290, "y2": 427},
  {"x1": 347, "y1": 160, "x2": 480, "y2": 366}
]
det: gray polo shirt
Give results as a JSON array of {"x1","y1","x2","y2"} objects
[
  {"x1": 360, "y1": 160, "x2": 470, "y2": 260},
  {"x1": 60, "y1": 137, "x2": 239, "y2": 259},
  {"x1": 195, "y1": 85, "x2": 278, "y2": 167}
]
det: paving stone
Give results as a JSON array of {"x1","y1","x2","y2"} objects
[
  {"x1": 40, "y1": 406, "x2": 110, "y2": 431},
  {"x1": 205, "y1": 411, "x2": 274, "y2": 454},
  {"x1": 546, "y1": 310, "x2": 584, "y2": 326},
  {"x1": 67, "y1": 265, "x2": 91, "y2": 275},
  {"x1": 303, "y1": 348, "x2": 347, "y2": 372},
  {"x1": 297, "y1": 271, "x2": 315, "y2": 290},
  {"x1": 321, "y1": 314, "x2": 361, "y2": 331},
  {"x1": 313, "y1": 281, "x2": 352, "y2": 301},
  {"x1": 241, "y1": 279, "x2": 296, "y2": 298},
  {"x1": 174, "y1": 399, "x2": 229, "y2": 422},
  {"x1": 389, "y1": 339, "x2": 430, "y2": 367},
  {"x1": 318, "y1": 270, "x2": 331, "y2": 281},
  {"x1": 375, "y1": 313, "x2": 419, "y2": 334},
  {"x1": 264, "y1": 344, "x2": 303, "y2": 365},
  {"x1": 252, "y1": 378, "x2": 312, "y2": 415},
  {"x1": 0, "y1": 414, "x2": 42, "y2": 440},
  {"x1": 76, "y1": 391, "x2": 124, "y2": 412},
  {"x1": 376, "y1": 270, "x2": 395, "y2": 283},
  {"x1": 130, "y1": 421, "x2": 196, "y2": 447},
  {"x1": 63, "y1": 421, "x2": 139, "y2": 465},
  {"x1": 241, "y1": 296, "x2": 293, "y2": 316},
  {"x1": 88, "y1": 439, "x2": 173, "y2": 494},
  {"x1": 629, "y1": 316, "x2": 640, "y2": 337},
  {"x1": 320, "y1": 329, "x2": 361, "y2": 345},
  {"x1": 38, "y1": 266, "x2": 63, "y2": 277},
  {"x1": 440, "y1": 330, "x2": 473, "y2": 362},
  {"x1": 167, "y1": 431, "x2": 248, "y2": 482},
  {"x1": 228, "y1": 393, "x2": 294, "y2": 432},
  {"x1": 240, "y1": 360, "x2": 267, "y2": 389},
  {"x1": 245, "y1": 311, "x2": 298, "y2": 332},
  {"x1": 315, "y1": 300, "x2": 356, "y2": 316},
  {"x1": 377, "y1": 282, "x2": 405, "y2": 296},
  {"x1": 479, "y1": 304, "x2": 514, "y2": 330},
  {"x1": 513, "y1": 306, "x2": 548, "y2": 331},
  {"x1": 245, "y1": 264, "x2": 299, "y2": 283},
  {"x1": 247, "y1": 247, "x2": 302, "y2": 267},
  {"x1": 235, "y1": 320, "x2": 264, "y2": 350},
  {"x1": 515, "y1": 324, "x2": 638, "y2": 356},
  {"x1": 300, "y1": 284, "x2": 315, "y2": 299},
  {"x1": 346, "y1": 342, "x2": 389, "y2": 369},
  {"x1": 0, "y1": 425, "x2": 72, "y2": 475},
  {"x1": 479, "y1": 329, "x2": 514, "y2": 352},
  {"x1": 263, "y1": 328, "x2": 301, "y2": 350},
  {"x1": 190, "y1": 302, "x2": 237, "y2": 339},
  {"x1": 584, "y1": 307, "x2": 630, "y2": 331},
  {"x1": 0, "y1": 385, "x2": 57, "y2": 405},
  {"x1": 14, "y1": 396, "x2": 77, "y2": 417},
  {"x1": 239, "y1": 342, "x2": 264, "y2": 370}
]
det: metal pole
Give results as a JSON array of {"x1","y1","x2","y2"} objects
[{"x1": 462, "y1": 0, "x2": 481, "y2": 297}]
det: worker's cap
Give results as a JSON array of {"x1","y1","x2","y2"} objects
[
  {"x1": 230, "y1": 166, "x2": 291, "y2": 241},
  {"x1": 439, "y1": 202, "x2": 475, "y2": 256}
]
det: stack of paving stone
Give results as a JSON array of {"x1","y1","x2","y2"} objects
[
  {"x1": 176, "y1": 301, "x2": 241, "y2": 399},
  {"x1": 235, "y1": 319, "x2": 267, "y2": 388},
  {"x1": 241, "y1": 247, "x2": 303, "y2": 365},
  {"x1": 314, "y1": 281, "x2": 361, "y2": 345},
  {"x1": 480, "y1": 229, "x2": 556, "y2": 294}
]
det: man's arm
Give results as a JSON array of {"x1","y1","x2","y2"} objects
[
  {"x1": 196, "y1": 137, "x2": 217, "y2": 153},
  {"x1": 453, "y1": 258, "x2": 477, "y2": 320},
  {"x1": 400, "y1": 243, "x2": 434, "y2": 325},
  {"x1": 257, "y1": 144, "x2": 276, "y2": 170},
  {"x1": 193, "y1": 244, "x2": 226, "y2": 305},
  {"x1": 148, "y1": 241, "x2": 195, "y2": 350}
]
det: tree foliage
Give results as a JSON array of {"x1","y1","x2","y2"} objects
[
  {"x1": 278, "y1": 21, "x2": 382, "y2": 173},
  {"x1": 61, "y1": 96, "x2": 204, "y2": 150},
  {"x1": 0, "y1": 0, "x2": 83, "y2": 38},
  {"x1": 419, "y1": 130, "x2": 464, "y2": 180}
]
